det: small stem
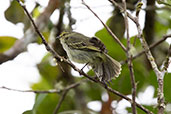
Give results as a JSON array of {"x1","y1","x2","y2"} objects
[
  {"x1": 53, "y1": 90, "x2": 68, "y2": 114},
  {"x1": 122, "y1": 0, "x2": 137, "y2": 113}
]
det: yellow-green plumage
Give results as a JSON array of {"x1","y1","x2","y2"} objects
[{"x1": 58, "y1": 31, "x2": 121, "y2": 82}]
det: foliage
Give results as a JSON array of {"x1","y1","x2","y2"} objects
[{"x1": 0, "y1": 36, "x2": 17, "y2": 52}]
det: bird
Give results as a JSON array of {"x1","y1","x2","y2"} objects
[{"x1": 57, "y1": 31, "x2": 121, "y2": 83}]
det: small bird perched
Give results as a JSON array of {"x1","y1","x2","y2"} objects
[{"x1": 57, "y1": 31, "x2": 121, "y2": 83}]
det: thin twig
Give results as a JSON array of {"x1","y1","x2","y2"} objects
[
  {"x1": 122, "y1": 0, "x2": 137, "y2": 113},
  {"x1": 0, "y1": 86, "x2": 61, "y2": 93},
  {"x1": 133, "y1": 3, "x2": 165, "y2": 114},
  {"x1": 134, "y1": 13, "x2": 165, "y2": 114},
  {"x1": 108, "y1": 0, "x2": 167, "y2": 113},
  {"x1": 0, "y1": 79, "x2": 86, "y2": 94},
  {"x1": 16, "y1": 1, "x2": 153, "y2": 114},
  {"x1": 133, "y1": 34, "x2": 171, "y2": 60},
  {"x1": 161, "y1": 44, "x2": 171, "y2": 72},
  {"x1": 108, "y1": 1, "x2": 166, "y2": 112},
  {"x1": 81, "y1": 0, "x2": 127, "y2": 52},
  {"x1": 121, "y1": 34, "x2": 171, "y2": 64},
  {"x1": 53, "y1": 90, "x2": 68, "y2": 114}
]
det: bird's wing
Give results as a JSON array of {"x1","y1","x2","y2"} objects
[{"x1": 66, "y1": 36, "x2": 102, "y2": 52}]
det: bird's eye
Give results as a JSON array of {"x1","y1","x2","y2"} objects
[{"x1": 60, "y1": 32, "x2": 69, "y2": 37}]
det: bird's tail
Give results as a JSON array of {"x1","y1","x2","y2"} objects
[{"x1": 93, "y1": 53, "x2": 121, "y2": 82}]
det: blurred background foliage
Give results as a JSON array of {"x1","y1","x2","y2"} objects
[{"x1": 0, "y1": 0, "x2": 171, "y2": 114}]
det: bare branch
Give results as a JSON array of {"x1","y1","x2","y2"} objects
[
  {"x1": 108, "y1": 0, "x2": 167, "y2": 113},
  {"x1": 133, "y1": 4, "x2": 165, "y2": 114},
  {"x1": 161, "y1": 44, "x2": 171, "y2": 73},
  {"x1": 122, "y1": 0, "x2": 137, "y2": 113},
  {"x1": 121, "y1": 34, "x2": 171, "y2": 65},
  {"x1": 53, "y1": 90, "x2": 68, "y2": 114},
  {"x1": 81, "y1": 0, "x2": 127, "y2": 52},
  {"x1": 133, "y1": 34, "x2": 171, "y2": 60},
  {"x1": 0, "y1": 79, "x2": 85, "y2": 94},
  {"x1": 0, "y1": 86, "x2": 61, "y2": 94},
  {"x1": 134, "y1": 13, "x2": 165, "y2": 114}
]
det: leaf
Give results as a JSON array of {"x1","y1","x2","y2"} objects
[
  {"x1": 31, "y1": 53, "x2": 61, "y2": 90},
  {"x1": 0, "y1": 36, "x2": 17, "y2": 52},
  {"x1": 155, "y1": 10, "x2": 171, "y2": 38},
  {"x1": 107, "y1": 12, "x2": 125, "y2": 39},
  {"x1": 32, "y1": 7, "x2": 41, "y2": 18},
  {"x1": 37, "y1": 53, "x2": 60, "y2": 85},
  {"x1": 31, "y1": 91, "x2": 76, "y2": 114},
  {"x1": 32, "y1": 94, "x2": 59, "y2": 114},
  {"x1": 5, "y1": 0, "x2": 30, "y2": 30}
]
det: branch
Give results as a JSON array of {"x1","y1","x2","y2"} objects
[
  {"x1": 53, "y1": 90, "x2": 68, "y2": 114},
  {"x1": 107, "y1": 1, "x2": 166, "y2": 113},
  {"x1": 108, "y1": 0, "x2": 168, "y2": 113},
  {"x1": 121, "y1": 34, "x2": 171, "y2": 65},
  {"x1": 161, "y1": 44, "x2": 171, "y2": 73},
  {"x1": 0, "y1": 86, "x2": 61, "y2": 93},
  {"x1": 0, "y1": 79, "x2": 85, "y2": 94},
  {"x1": 16, "y1": 1, "x2": 153, "y2": 114},
  {"x1": 122, "y1": 0, "x2": 136, "y2": 113},
  {"x1": 132, "y1": 3, "x2": 165, "y2": 114},
  {"x1": 81, "y1": 0, "x2": 127, "y2": 52},
  {"x1": 133, "y1": 34, "x2": 171, "y2": 60},
  {"x1": 134, "y1": 12, "x2": 165, "y2": 114}
]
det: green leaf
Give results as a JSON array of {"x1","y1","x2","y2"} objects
[
  {"x1": 37, "y1": 53, "x2": 60, "y2": 86},
  {"x1": 155, "y1": 10, "x2": 171, "y2": 38},
  {"x1": 31, "y1": 77, "x2": 53, "y2": 90},
  {"x1": 31, "y1": 53, "x2": 61, "y2": 90},
  {"x1": 107, "y1": 13, "x2": 125, "y2": 39},
  {"x1": 32, "y1": 94, "x2": 59, "y2": 114},
  {"x1": 31, "y1": 91, "x2": 76, "y2": 114},
  {"x1": 32, "y1": 7, "x2": 41, "y2": 18},
  {"x1": 5, "y1": 0, "x2": 30, "y2": 30},
  {"x1": 0, "y1": 36, "x2": 17, "y2": 52},
  {"x1": 5, "y1": 0, "x2": 24, "y2": 24}
]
